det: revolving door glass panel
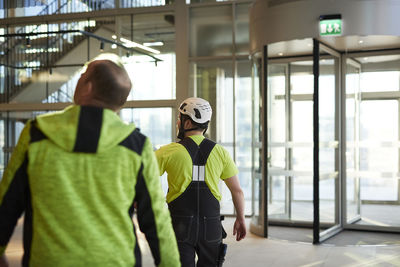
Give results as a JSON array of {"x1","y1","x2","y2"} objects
[
  {"x1": 265, "y1": 42, "x2": 341, "y2": 243},
  {"x1": 317, "y1": 43, "x2": 341, "y2": 242},
  {"x1": 345, "y1": 59, "x2": 362, "y2": 224},
  {"x1": 266, "y1": 60, "x2": 317, "y2": 226},
  {"x1": 346, "y1": 54, "x2": 400, "y2": 228},
  {"x1": 267, "y1": 64, "x2": 288, "y2": 220}
]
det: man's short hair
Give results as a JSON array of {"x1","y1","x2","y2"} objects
[
  {"x1": 87, "y1": 58, "x2": 132, "y2": 109},
  {"x1": 181, "y1": 113, "x2": 209, "y2": 130}
]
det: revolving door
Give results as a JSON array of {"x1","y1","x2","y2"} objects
[{"x1": 251, "y1": 37, "x2": 400, "y2": 243}]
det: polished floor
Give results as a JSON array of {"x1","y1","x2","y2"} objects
[{"x1": 5, "y1": 218, "x2": 400, "y2": 266}]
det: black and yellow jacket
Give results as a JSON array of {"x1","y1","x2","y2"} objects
[{"x1": 0, "y1": 105, "x2": 180, "y2": 267}]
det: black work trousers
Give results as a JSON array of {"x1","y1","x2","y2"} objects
[
  {"x1": 169, "y1": 181, "x2": 223, "y2": 267},
  {"x1": 171, "y1": 214, "x2": 222, "y2": 267}
]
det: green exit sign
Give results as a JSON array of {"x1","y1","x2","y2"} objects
[{"x1": 320, "y1": 19, "x2": 342, "y2": 36}]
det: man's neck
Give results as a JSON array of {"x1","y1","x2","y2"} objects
[
  {"x1": 184, "y1": 130, "x2": 204, "y2": 138},
  {"x1": 77, "y1": 99, "x2": 118, "y2": 112}
]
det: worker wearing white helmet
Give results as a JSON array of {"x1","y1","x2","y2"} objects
[
  {"x1": 155, "y1": 97, "x2": 246, "y2": 267},
  {"x1": 176, "y1": 97, "x2": 212, "y2": 139}
]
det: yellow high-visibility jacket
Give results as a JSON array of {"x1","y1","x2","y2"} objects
[{"x1": 0, "y1": 105, "x2": 180, "y2": 267}]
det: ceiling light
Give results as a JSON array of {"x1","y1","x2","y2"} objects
[
  {"x1": 143, "y1": 41, "x2": 164, "y2": 47},
  {"x1": 358, "y1": 40, "x2": 364, "y2": 44},
  {"x1": 112, "y1": 35, "x2": 117, "y2": 40},
  {"x1": 120, "y1": 37, "x2": 160, "y2": 54},
  {"x1": 278, "y1": 52, "x2": 283, "y2": 56},
  {"x1": 111, "y1": 44, "x2": 117, "y2": 49}
]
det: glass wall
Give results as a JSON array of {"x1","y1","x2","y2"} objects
[{"x1": 189, "y1": 2, "x2": 253, "y2": 216}]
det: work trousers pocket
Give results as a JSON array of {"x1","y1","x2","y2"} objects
[
  {"x1": 171, "y1": 215, "x2": 194, "y2": 242},
  {"x1": 204, "y1": 216, "x2": 222, "y2": 243}
]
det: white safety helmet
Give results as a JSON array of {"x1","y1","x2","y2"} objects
[{"x1": 179, "y1": 97, "x2": 212, "y2": 124}]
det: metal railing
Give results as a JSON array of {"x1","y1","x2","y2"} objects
[
  {"x1": 0, "y1": 21, "x2": 101, "y2": 102},
  {"x1": 1, "y1": 0, "x2": 172, "y2": 18}
]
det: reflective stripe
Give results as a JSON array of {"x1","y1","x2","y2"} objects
[{"x1": 192, "y1": 165, "x2": 205, "y2": 181}]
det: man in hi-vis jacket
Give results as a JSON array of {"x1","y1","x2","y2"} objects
[
  {"x1": 0, "y1": 54, "x2": 180, "y2": 267},
  {"x1": 156, "y1": 97, "x2": 246, "y2": 267}
]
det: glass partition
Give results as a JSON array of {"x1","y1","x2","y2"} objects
[
  {"x1": 352, "y1": 54, "x2": 400, "y2": 228},
  {"x1": 317, "y1": 45, "x2": 341, "y2": 242},
  {"x1": 290, "y1": 61, "x2": 314, "y2": 223},
  {"x1": 267, "y1": 64, "x2": 287, "y2": 221},
  {"x1": 345, "y1": 59, "x2": 361, "y2": 224}
]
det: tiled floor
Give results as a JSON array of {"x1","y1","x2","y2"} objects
[{"x1": 5, "y1": 218, "x2": 400, "y2": 266}]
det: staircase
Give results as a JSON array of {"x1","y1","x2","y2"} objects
[{"x1": 0, "y1": 0, "x2": 115, "y2": 103}]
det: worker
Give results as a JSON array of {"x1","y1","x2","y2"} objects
[
  {"x1": 156, "y1": 97, "x2": 246, "y2": 267},
  {"x1": 0, "y1": 54, "x2": 180, "y2": 267}
]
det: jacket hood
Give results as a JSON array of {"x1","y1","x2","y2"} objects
[{"x1": 35, "y1": 105, "x2": 136, "y2": 153}]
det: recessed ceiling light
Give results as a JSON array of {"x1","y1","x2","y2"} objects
[
  {"x1": 111, "y1": 44, "x2": 117, "y2": 49},
  {"x1": 359, "y1": 40, "x2": 364, "y2": 44},
  {"x1": 112, "y1": 35, "x2": 117, "y2": 40},
  {"x1": 278, "y1": 52, "x2": 283, "y2": 56}
]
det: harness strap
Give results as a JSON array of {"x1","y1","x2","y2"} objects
[{"x1": 179, "y1": 137, "x2": 216, "y2": 182}]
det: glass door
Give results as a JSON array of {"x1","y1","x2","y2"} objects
[
  {"x1": 344, "y1": 58, "x2": 362, "y2": 224},
  {"x1": 267, "y1": 63, "x2": 289, "y2": 221},
  {"x1": 313, "y1": 40, "x2": 342, "y2": 243},
  {"x1": 345, "y1": 53, "x2": 400, "y2": 230}
]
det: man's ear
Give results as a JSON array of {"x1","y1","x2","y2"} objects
[
  {"x1": 184, "y1": 118, "x2": 192, "y2": 129},
  {"x1": 83, "y1": 81, "x2": 93, "y2": 97}
]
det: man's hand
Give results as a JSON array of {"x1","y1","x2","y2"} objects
[
  {"x1": 233, "y1": 217, "x2": 246, "y2": 241},
  {"x1": 224, "y1": 175, "x2": 247, "y2": 241},
  {"x1": 0, "y1": 255, "x2": 9, "y2": 267}
]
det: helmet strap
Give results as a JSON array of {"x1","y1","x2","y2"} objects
[
  {"x1": 203, "y1": 126, "x2": 208, "y2": 136},
  {"x1": 177, "y1": 120, "x2": 186, "y2": 140},
  {"x1": 185, "y1": 127, "x2": 201, "y2": 132}
]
